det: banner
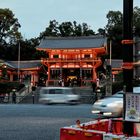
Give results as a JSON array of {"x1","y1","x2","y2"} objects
[{"x1": 125, "y1": 93, "x2": 140, "y2": 122}]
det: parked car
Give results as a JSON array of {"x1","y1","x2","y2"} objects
[
  {"x1": 39, "y1": 87, "x2": 80, "y2": 105},
  {"x1": 91, "y1": 87, "x2": 140, "y2": 117}
]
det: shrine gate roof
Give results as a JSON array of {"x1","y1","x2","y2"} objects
[
  {"x1": 37, "y1": 36, "x2": 106, "y2": 49},
  {"x1": 6, "y1": 60, "x2": 42, "y2": 69}
]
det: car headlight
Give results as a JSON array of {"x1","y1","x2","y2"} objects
[
  {"x1": 91, "y1": 110, "x2": 100, "y2": 114},
  {"x1": 94, "y1": 101, "x2": 102, "y2": 105},
  {"x1": 107, "y1": 103, "x2": 118, "y2": 107},
  {"x1": 107, "y1": 101, "x2": 123, "y2": 107}
]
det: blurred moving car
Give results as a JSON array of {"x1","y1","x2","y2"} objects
[
  {"x1": 39, "y1": 87, "x2": 80, "y2": 105},
  {"x1": 91, "y1": 87, "x2": 140, "y2": 117}
]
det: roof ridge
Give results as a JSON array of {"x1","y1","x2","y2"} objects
[
  {"x1": 44, "y1": 35, "x2": 105, "y2": 40},
  {"x1": 8, "y1": 60, "x2": 41, "y2": 63}
]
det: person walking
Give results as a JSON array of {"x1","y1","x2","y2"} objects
[
  {"x1": 91, "y1": 82, "x2": 96, "y2": 93},
  {"x1": 12, "y1": 91, "x2": 17, "y2": 104}
]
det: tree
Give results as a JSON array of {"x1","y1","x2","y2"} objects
[
  {"x1": 105, "y1": 7, "x2": 140, "y2": 59},
  {"x1": 133, "y1": 6, "x2": 140, "y2": 36},
  {"x1": 58, "y1": 21, "x2": 74, "y2": 37},
  {"x1": 82, "y1": 23, "x2": 95, "y2": 36},
  {"x1": 0, "y1": 8, "x2": 21, "y2": 46},
  {"x1": 73, "y1": 21, "x2": 82, "y2": 36},
  {"x1": 39, "y1": 20, "x2": 59, "y2": 39},
  {"x1": 39, "y1": 20, "x2": 95, "y2": 39},
  {"x1": 97, "y1": 28, "x2": 106, "y2": 36},
  {"x1": 6, "y1": 37, "x2": 48, "y2": 61},
  {"x1": 105, "y1": 11, "x2": 123, "y2": 59}
]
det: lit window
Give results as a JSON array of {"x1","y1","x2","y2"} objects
[
  {"x1": 84, "y1": 54, "x2": 90, "y2": 58},
  {"x1": 53, "y1": 55, "x2": 59, "y2": 58}
]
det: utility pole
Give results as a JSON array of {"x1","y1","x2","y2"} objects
[
  {"x1": 105, "y1": 40, "x2": 112, "y2": 97},
  {"x1": 18, "y1": 40, "x2": 21, "y2": 81},
  {"x1": 122, "y1": 0, "x2": 134, "y2": 136}
]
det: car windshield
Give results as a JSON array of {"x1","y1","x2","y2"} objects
[
  {"x1": 112, "y1": 91, "x2": 123, "y2": 98},
  {"x1": 41, "y1": 88, "x2": 74, "y2": 94}
]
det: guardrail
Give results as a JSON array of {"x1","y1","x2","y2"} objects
[
  {"x1": 0, "y1": 87, "x2": 104, "y2": 104},
  {"x1": 1, "y1": 94, "x2": 103, "y2": 105},
  {"x1": 0, "y1": 86, "x2": 32, "y2": 104}
]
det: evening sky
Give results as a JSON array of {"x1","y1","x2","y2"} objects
[{"x1": 1, "y1": 0, "x2": 140, "y2": 39}]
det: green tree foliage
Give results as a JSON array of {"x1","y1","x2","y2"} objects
[
  {"x1": 0, "y1": 8, "x2": 47, "y2": 60},
  {"x1": 6, "y1": 38, "x2": 48, "y2": 61},
  {"x1": 97, "y1": 28, "x2": 106, "y2": 36},
  {"x1": 133, "y1": 6, "x2": 140, "y2": 36},
  {"x1": 105, "y1": 7, "x2": 140, "y2": 59},
  {"x1": 0, "y1": 8, "x2": 21, "y2": 45},
  {"x1": 40, "y1": 20, "x2": 59, "y2": 38},
  {"x1": 105, "y1": 10, "x2": 123, "y2": 59},
  {"x1": 40, "y1": 20, "x2": 95, "y2": 39},
  {"x1": 0, "y1": 8, "x2": 22, "y2": 60},
  {"x1": 58, "y1": 21, "x2": 74, "y2": 37}
]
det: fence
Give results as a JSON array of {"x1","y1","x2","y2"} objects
[
  {"x1": 0, "y1": 86, "x2": 105, "y2": 104},
  {"x1": 0, "y1": 86, "x2": 31, "y2": 104}
]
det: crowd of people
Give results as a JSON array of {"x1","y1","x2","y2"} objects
[
  {"x1": 0, "y1": 90, "x2": 17, "y2": 103},
  {"x1": 58, "y1": 78, "x2": 82, "y2": 87}
]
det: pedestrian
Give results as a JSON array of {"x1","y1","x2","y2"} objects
[
  {"x1": 61, "y1": 79, "x2": 64, "y2": 87},
  {"x1": 4, "y1": 93, "x2": 9, "y2": 103},
  {"x1": 12, "y1": 91, "x2": 16, "y2": 104},
  {"x1": 91, "y1": 82, "x2": 96, "y2": 93},
  {"x1": 58, "y1": 79, "x2": 62, "y2": 86}
]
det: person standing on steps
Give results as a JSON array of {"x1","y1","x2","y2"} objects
[{"x1": 12, "y1": 89, "x2": 17, "y2": 104}]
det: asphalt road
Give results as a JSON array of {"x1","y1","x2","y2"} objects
[{"x1": 0, "y1": 104, "x2": 98, "y2": 140}]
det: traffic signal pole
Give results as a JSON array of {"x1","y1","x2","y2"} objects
[{"x1": 122, "y1": 0, "x2": 134, "y2": 136}]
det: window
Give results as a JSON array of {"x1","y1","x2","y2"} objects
[
  {"x1": 53, "y1": 54, "x2": 59, "y2": 58},
  {"x1": 84, "y1": 54, "x2": 90, "y2": 58},
  {"x1": 49, "y1": 89, "x2": 63, "y2": 94}
]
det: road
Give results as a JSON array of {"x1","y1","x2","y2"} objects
[{"x1": 0, "y1": 104, "x2": 98, "y2": 140}]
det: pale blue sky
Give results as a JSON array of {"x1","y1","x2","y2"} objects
[{"x1": 1, "y1": 0, "x2": 140, "y2": 39}]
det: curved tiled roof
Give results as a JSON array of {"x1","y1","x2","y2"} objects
[
  {"x1": 6, "y1": 60, "x2": 42, "y2": 70},
  {"x1": 37, "y1": 36, "x2": 107, "y2": 49}
]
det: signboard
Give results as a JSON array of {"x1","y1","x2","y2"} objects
[
  {"x1": 103, "y1": 133, "x2": 125, "y2": 140},
  {"x1": 125, "y1": 93, "x2": 140, "y2": 122}
]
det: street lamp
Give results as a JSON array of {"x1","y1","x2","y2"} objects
[
  {"x1": 2, "y1": 64, "x2": 7, "y2": 79},
  {"x1": 17, "y1": 40, "x2": 20, "y2": 81}
]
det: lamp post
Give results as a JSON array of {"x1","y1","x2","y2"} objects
[
  {"x1": 105, "y1": 40, "x2": 112, "y2": 96},
  {"x1": 17, "y1": 40, "x2": 20, "y2": 81}
]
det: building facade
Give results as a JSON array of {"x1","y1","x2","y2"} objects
[
  {"x1": 2, "y1": 60, "x2": 42, "y2": 86},
  {"x1": 37, "y1": 36, "x2": 107, "y2": 86}
]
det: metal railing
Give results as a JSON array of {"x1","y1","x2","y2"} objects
[{"x1": 0, "y1": 86, "x2": 32, "y2": 104}]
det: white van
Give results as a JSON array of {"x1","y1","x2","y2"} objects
[{"x1": 39, "y1": 87, "x2": 80, "y2": 105}]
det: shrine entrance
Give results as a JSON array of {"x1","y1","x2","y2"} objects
[
  {"x1": 63, "y1": 68, "x2": 80, "y2": 80},
  {"x1": 62, "y1": 68, "x2": 80, "y2": 86}
]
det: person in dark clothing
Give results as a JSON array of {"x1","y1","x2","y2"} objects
[
  {"x1": 91, "y1": 82, "x2": 96, "y2": 93},
  {"x1": 12, "y1": 92, "x2": 16, "y2": 104}
]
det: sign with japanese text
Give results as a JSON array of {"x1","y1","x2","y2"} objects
[{"x1": 125, "y1": 93, "x2": 140, "y2": 122}]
